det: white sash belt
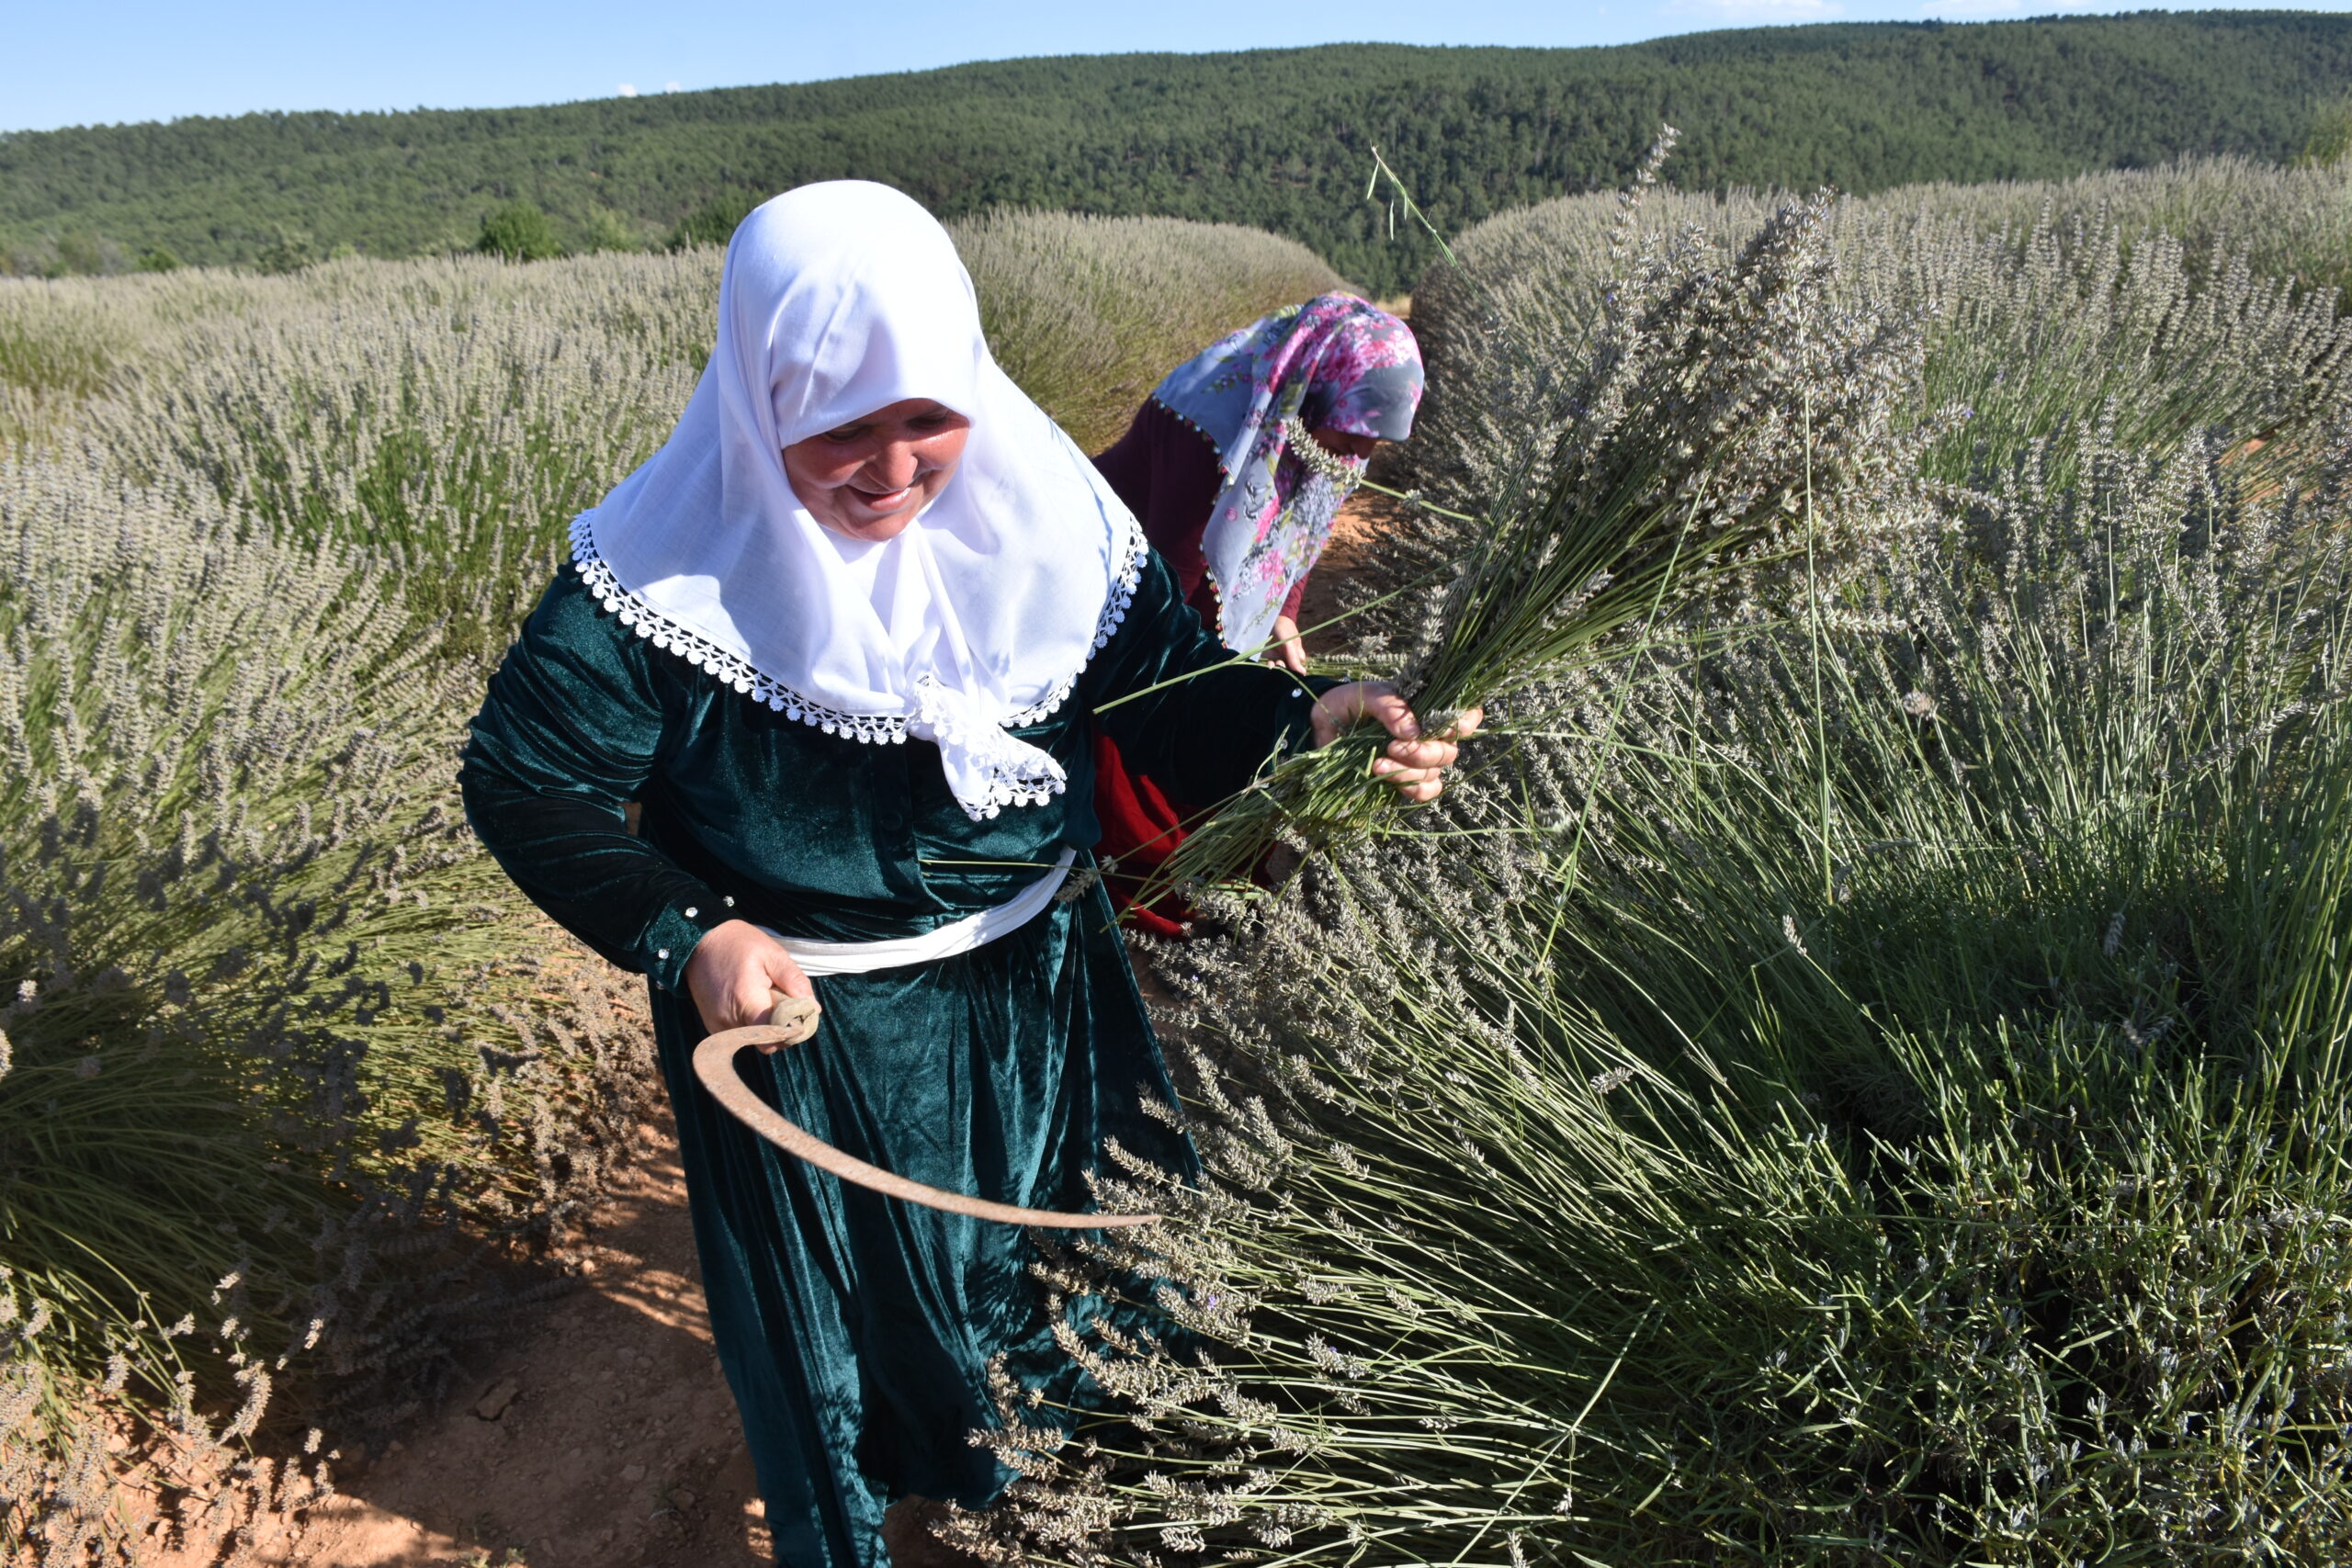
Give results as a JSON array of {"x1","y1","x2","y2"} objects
[{"x1": 760, "y1": 848, "x2": 1077, "y2": 976}]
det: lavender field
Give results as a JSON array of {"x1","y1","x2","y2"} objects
[{"x1": 7, "y1": 158, "x2": 2352, "y2": 1565}]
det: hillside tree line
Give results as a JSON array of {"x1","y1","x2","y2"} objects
[{"x1": 5, "y1": 13, "x2": 2352, "y2": 293}]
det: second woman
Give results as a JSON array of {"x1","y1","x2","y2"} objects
[{"x1": 1090, "y1": 295, "x2": 1424, "y2": 931}]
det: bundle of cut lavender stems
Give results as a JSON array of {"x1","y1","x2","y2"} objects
[{"x1": 1156, "y1": 132, "x2": 1926, "y2": 896}]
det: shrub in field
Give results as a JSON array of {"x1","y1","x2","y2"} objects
[
  {"x1": 2304, "y1": 96, "x2": 2352, "y2": 171},
  {"x1": 1871, "y1": 156, "x2": 2352, "y2": 310},
  {"x1": 574, "y1": 205, "x2": 647, "y2": 255},
  {"x1": 666, "y1": 191, "x2": 760, "y2": 253},
  {"x1": 66, "y1": 251, "x2": 716, "y2": 669},
  {"x1": 251, "y1": 226, "x2": 316, "y2": 277},
  {"x1": 963, "y1": 404, "x2": 2352, "y2": 1567},
  {"x1": 1404, "y1": 157, "x2": 2352, "y2": 558},
  {"x1": 0, "y1": 282, "x2": 682, "y2": 1553},
  {"x1": 952, "y1": 161, "x2": 2352, "y2": 1562},
  {"x1": 474, "y1": 199, "x2": 564, "y2": 263},
  {"x1": 0, "y1": 448, "x2": 659, "y2": 1561},
  {"x1": 0, "y1": 269, "x2": 335, "y2": 451},
  {"x1": 0, "y1": 299, "x2": 121, "y2": 403}
]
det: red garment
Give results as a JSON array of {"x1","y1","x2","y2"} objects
[
  {"x1": 1089, "y1": 728, "x2": 1194, "y2": 939},
  {"x1": 1089, "y1": 399, "x2": 1301, "y2": 934}
]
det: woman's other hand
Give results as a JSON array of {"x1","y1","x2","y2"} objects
[
  {"x1": 1268, "y1": 614, "x2": 1310, "y2": 675},
  {"x1": 1309, "y1": 682, "x2": 1482, "y2": 804},
  {"x1": 686, "y1": 920, "x2": 818, "y2": 1048}
]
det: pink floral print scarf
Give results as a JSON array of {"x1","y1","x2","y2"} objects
[{"x1": 1150, "y1": 294, "x2": 1423, "y2": 653}]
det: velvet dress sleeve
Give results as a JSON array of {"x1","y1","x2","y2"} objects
[
  {"x1": 1081, "y1": 546, "x2": 1332, "y2": 806},
  {"x1": 458, "y1": 572, "x2": 725, "y2": 994}
]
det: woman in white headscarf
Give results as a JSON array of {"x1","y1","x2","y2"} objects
[{"x1": 459, "y1": 182, "x2": 1473, "y2": 1568}]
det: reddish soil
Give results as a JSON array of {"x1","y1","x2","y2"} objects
[
  {"x1": 258, "y1": 1120, "x2": 772, "y2": 1568},
  {"x1": 1296, "y1": 489, "x2": 1395, "y2": 660}
]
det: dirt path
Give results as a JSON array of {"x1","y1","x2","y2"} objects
[{"x1": 270, "y1": 1118, "x2": 772, "y2": 1568}]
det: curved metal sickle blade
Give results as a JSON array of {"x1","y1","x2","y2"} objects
[{"x1": 691, "y1": 1012, "x2": 1159, "y2": 1231}]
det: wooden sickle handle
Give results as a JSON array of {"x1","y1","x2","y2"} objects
[{"x1": 766, "y1": 990, "x2": 822, "y2": 1043}]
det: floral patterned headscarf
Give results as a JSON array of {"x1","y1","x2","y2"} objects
[{"x1": 1150, "y1": 294, "x2": 1423, "y2": 654}]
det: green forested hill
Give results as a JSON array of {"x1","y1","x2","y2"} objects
[{"x1": 6, "y1": 11, "x2": 2350, "y2": 293}]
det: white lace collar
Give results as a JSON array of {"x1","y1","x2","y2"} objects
[
  {"x1": 571, "y1": 507, "x2": 1144, "y2": 815},
  {"x1": 565, "y1": 181, "x2": 1148, "y2": 821}
]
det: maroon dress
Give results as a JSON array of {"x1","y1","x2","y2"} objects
[{"x1": 1088, "y1": 400, "x2": 1308, "y2": 935}]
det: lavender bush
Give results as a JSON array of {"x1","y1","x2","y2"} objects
[
  {"x1": 952, "y1": 209, "x2": 1342, "y2": 451},
  {"x1": 959, "y1": 162, "x2": 2352, "y2": 1563},
  {"x1": 0, "y1": 450, "x2": 656, "y2": 1563},
  {"x1": 1402, "y1": 155, "x2": 2352, "y2": 564}
]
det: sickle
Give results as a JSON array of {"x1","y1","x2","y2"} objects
[{"x1": 691, "y1": 994, "x2": 1159, "y2": 1230}]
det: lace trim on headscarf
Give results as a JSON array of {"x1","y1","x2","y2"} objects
[{"x1": 569, "y1": 509, "x2": 1147, "y2": 768}]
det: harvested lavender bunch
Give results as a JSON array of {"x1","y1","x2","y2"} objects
[{"x1": 1159, "y1": 131, "x2": 1927, "y2": 895}]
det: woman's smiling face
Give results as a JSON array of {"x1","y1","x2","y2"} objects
[{"x1": 783, "y1": 398, "x2": 972, "y2": 542}]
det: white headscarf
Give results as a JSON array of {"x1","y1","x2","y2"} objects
[{"x1": 568, "y1": 181, "x2": 1144, "y2": 820}]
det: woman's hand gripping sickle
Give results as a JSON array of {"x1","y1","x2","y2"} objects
[
  {"x1": 1309, "y1": 682, "x2": 1483, "y2": 802},
  {"x1": 688, "y1": 921, "x2": 820, "y2": 1048}
]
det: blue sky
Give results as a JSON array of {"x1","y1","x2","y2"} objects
[{"x1": 6, "y1": 1, "x2": 2349, "y2": 135}]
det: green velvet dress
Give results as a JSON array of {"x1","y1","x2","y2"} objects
[{"x1": 458, "y1": 550, "x2": 1320, "y2": 1568}]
